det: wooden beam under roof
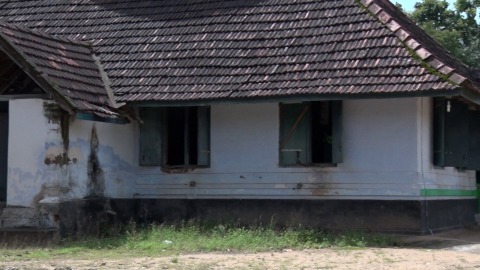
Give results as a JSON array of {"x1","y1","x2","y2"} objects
[
  {"x1": 0, "y1": 69, "x2": 27, "y2": 95},
  {"x1": 0, "y1": 49, "x2": 44, "y2": 96}
]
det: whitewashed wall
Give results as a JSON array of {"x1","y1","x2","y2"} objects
[
  {"x1": 67, "y1": 116, "x2": 137, "y2": 199},
  {"x1": 7, "y1": 99, "x2": 60, "y2": 207},
  {"x1": 6, "y1": 97, "x2": 476, "y2": 208},
  {"x1": 134, "y1": 98, "x2": 461, "y2": 200},
  {"x1": 6, "y1": 99, "x2": 137, "y2": 207}
]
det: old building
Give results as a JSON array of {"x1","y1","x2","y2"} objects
[{"x1": 0, "y1": 0, "x2": 480, "y2": 235}]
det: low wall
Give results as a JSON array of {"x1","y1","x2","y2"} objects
[
  {"x1": 107, "y1": 199, "x2": 476, "y2": 234},
  {"x1": 4, "y1": 198, "x2": 474, "y2": 237}
]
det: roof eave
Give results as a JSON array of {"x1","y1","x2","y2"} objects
[
  {"x1": 76, "y1": 112, "x2": 129, "y2": 124},
  {"x1": 0, "y1": 30, "x2": 76, "y2": 114},
  {"x1": 359, "y1": 0, "x2": 480, "y2": 93},
  {"x1": 127, "y1": 89, "x2": 461, "y2": 107},
  {"x1": 460, "y1": 81, "x2": 480, "y2": 106}
]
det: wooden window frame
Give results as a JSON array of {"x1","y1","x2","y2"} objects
[
  {"x1": 139, "y1": 106, "x2": 210, "y2": 169},
  {"x1": 433, "y1": 97, "x2": 480, "y2": 170},
  {"x1": 279, "y1": 101, "x2": 342, "y2": 167}
]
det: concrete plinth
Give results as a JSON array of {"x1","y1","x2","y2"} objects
[{"x1": 0, "y1": 207, "x2": 40, "y2": 228}]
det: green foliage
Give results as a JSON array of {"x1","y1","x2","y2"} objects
[
  {"x1": 408, "y1": 0, "x2": 480, "y2": 67},
  {"x1": 0, "y1": 223, "x2": 396, "y2": 260},
  {"x1": 118, "y1": 223, "x2": 395, "y2": 253}
]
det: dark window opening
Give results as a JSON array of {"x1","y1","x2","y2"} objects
[
  {"x1": 139, "y1": 106, "x2": 210, "y2": 168},
  {"x1": 311, "y1": 101, "x2": 332, "y2": 163},
  {"x1": 280, "y1": 101, "x2": 342, "y2": 166},
  {"x1": 166, "y1": 107, "x2": 199, "y2": 166},
  {"x1": 166, "y1": 107, "x2": 186, "y2": 166},
  {"x1": 0, "y1": 101, "x2": 8, "y2": 202}
]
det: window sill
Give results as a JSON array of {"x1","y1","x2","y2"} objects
[
  {"x1": 160, "y1": 165, "x2": 209, "y2": 174},
  {"x1": 279, "y1": 163, "x2": 338, "y2": 168}
]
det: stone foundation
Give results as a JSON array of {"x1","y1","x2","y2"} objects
[
  {"x1": 1, "y1": 199, "x2": 476, "y2": 236},
  {"x1": 110, "y1": 199, "x2": 476, "y2": 234},
  {"x1": 0, "y1": 198, "x2": 113, "y2": 238}
]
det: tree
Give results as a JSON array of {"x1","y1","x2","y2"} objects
[{"x1": 403, "y1": 0, "x2": 480, "y2": 67}]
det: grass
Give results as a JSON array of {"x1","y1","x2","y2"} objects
[{"x1": 0, "y1": 222, "x2": 396, "y2": 260}]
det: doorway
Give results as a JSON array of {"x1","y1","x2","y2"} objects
[{"x1": 0, "y1": 101, "x2": 7, "y2": 203}]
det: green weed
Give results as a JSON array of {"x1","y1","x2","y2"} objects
[{"x1": 0, "y1": 223, "x2": 396, "y2": 260}]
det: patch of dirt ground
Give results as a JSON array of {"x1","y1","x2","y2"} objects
[{"x1": 2, "y1": 229, "x2": 480, "y2": 270}]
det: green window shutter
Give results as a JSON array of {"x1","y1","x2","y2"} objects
[
  {"x1": 468, "y1": 110, "x2": 480, "y2": 170},
  {"x1": 280, "y1": 102, "x2": 311, "y2": 165},
  {"x1": 197, "y1": 106, "x2": 210, "y2": 166},
  {"x1": 433, "y1": 97, "x2": 446, "y2": 167},
  {"x1": 444, "y1": 99, "x2": 469, "y2": 168},
  {"x1": 433, "y1": 98, "x2": 469, "y2": 168},
  {"x1": 139, "y1": 107, "x2": 164, "y2": 166},
  {"x1": 331, "y1": 100, "x2": 343, "y2": 164}
]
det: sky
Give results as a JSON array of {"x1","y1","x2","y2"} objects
[
  {"x1": 394, "y1": 0, "x2": 456, "y2": 11},
  {"x1": 394, "y1": 0, "x2": 479, "y2": 20}
]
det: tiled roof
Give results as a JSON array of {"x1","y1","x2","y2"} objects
[
  {"x1": 0, "y1": 20, "x2": 120, "y2": 118},
  {"x1": 363, "y1": 0, "x2": 480, "y2": 92},
  {"x1": 0, "y1": 0, "x2": 478, "y2": 103}
]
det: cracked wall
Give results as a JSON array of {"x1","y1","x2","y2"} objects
[{"x1": 3, "y1": 99, "x2": 136, "y2": 229}]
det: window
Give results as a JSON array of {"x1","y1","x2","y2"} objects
[
  {"x1": 0, "y1": 101, "x2": 7, "y2": 202},
  {"x1": 279, "y1": 101, "x2": 342, "y2": 166},
  {"x1": 433, "y1": 97, "x2": 480, "y2": 169},
  {"x1": 139, "y1": 106, "x2": 210, "y2": 168}
]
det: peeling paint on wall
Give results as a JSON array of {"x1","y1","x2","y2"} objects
[
  {"x1": 43, "y1": 102, "x2": 69, "y2": 152},
  {"x1": 44, "y1": 152, "x2": 71, "y2": 166},
  {"x1": 87, "y1": 125, "x2": 104, "y2": 197},
  {"x1": 3, "y1": 99, "x2": 139, "y2": 231}
]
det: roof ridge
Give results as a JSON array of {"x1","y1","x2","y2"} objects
[
  {"x1": 92, "y1": 53, "x2": 125, "y2": 109},
  {"x1": 358, "y1": 0, "x2": 480, "y2": 90}
]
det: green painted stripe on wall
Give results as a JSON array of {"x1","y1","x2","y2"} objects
[{"x1": 421, "y1": 189, "x2": 476, "y2": 197}]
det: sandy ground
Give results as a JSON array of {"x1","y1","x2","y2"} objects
[{"x1": 2, "y1": 229, "x2": 480, "y2": 270}]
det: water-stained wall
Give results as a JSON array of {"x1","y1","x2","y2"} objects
[
  {"x1": 4, "y1": 97, "x2": 476, "y2": 209},
  {"x1": 133, "y1": 98, "x2": 429, "y2": 200},
  {"x1": 7, "y1": 99, "x2": 61, "y2": 208},
  {"x1": 5, "y1": 99, "x2": 136, "y2": 209}
]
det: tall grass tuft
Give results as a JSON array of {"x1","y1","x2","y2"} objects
[
  {"x1": 52, "y1": 222, "x2": 395, "y2": 257},
  {"x1": 0, "y1": 222, "x2": 396, "y2": 260}
]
